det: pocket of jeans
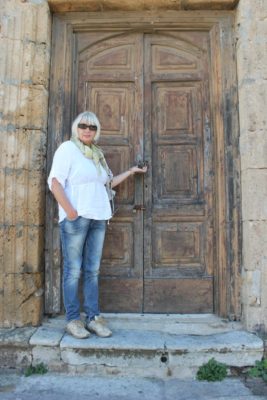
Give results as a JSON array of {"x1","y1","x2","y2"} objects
[{"x1": 66, "y1": 216, "x2": 80, "y2": 222}]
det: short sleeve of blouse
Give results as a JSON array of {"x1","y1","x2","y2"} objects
[{"x1": 47, "y1": 141, "x2": 73, "y2": 190}]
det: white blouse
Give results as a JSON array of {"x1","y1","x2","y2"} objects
[{"x1": 48, "y1": 140, "x2": 112, "y2": 223}]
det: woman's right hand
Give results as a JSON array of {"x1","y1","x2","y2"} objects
[
  {"x1": 66, "y1": 209, "x2": 78, "y2": 221},
  {"x1": 51, "y1": 178, "x2": 79, "y2": 221}
]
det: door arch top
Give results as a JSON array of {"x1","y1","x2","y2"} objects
[{"x1": 48, "y1": 0, "x2": 239, "y2": 13}]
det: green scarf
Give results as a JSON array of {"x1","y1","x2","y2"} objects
[{"x1": 71, "y1": 136, "x2": 111, "y2": 177}]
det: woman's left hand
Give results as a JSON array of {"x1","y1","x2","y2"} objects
[
  {"x1": 129, "y1": 165, "x2": 148, "y2": 175},
  {"x1": 112, "y1": 164, "x2": 148, "y2": 188}
]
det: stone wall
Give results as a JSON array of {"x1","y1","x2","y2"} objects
[
  {"x1": 236, "y1": 0, "x2": 267, "y2": 332},
  {"x1": 0, "y1": 0, "x2": 51, "y2": 327}
]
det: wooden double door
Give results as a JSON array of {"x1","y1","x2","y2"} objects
[{"x1": 75, "y1": 30, "x2": 215, "y2": 313}]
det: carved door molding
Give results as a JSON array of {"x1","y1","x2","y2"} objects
[{"x1": 45, "y1": 11, "x2": 241, "y2": 319}]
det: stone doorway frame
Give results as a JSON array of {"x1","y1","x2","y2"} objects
[{"x1": 45, "y1": 10, "x2": 241, "y2": 319}]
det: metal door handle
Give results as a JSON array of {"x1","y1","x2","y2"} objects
[
  {"x1": 133, "y1": 205, "x2": 146, "y2": 213},
  {"x1": 137, "y1": 160, "x2": 149, "y2": 169}
]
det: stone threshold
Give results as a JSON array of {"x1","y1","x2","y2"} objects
[{"x1": 0, "y1": 314, "x2": 263, "y2": 379}]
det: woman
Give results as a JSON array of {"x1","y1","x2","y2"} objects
[{"x1": 48, "y1": 111, "x2": 147, "y2": 339}]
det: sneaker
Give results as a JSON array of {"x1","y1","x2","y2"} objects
[
  {"x1": 94, "y1": 315, "x2": 107, "y2": 325},
  {"x1": 66, "y1": 320, "x2": 90, "y2": 339},
  {"x1": 87, "y1": 316, "x2": 112, "y2": 338}
]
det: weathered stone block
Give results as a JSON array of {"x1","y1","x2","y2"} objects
[
  {"x1": 241, "y1": 305, "x2": 262, "y2": 333},
  {"x1": 17, "y1": 85, "x2": 49, "y2": 130},
  {"x1": 30, "y1": 325, "x2": 65, "y2": 346},
  {"x1": 0, "y1": 36, "x2": 8, "y2": 82},
  {"x1": 2, "y1": 1, "x2": 51, "y2": 42},
  {"x1": 236, "y1": 0, "x2": 266, "y2": 23},
  {"x1": 0, "y1": 326, "x2": 36, "y2": 346},
  {"x1": 261, "y1": 267, "x2": 267, "y2": 316},
  {"x1": 33, "y1": 43, "x2": 51, "y2": 87},
  {"x1": 1, "y1": 85, "x2": 48, "y2": 129},
  {"x1": 47, "y1": 0, "x2": 238, "y2": 12},
  {"x1": 27, "y1": 171, "x2": 46, "y2": 225},
  {"x1": 36, "y1": 1, "x2": 52, "y2": 45},
  {"x1": 242, "y1": 221, "x2": 267, "y2": 271},
  {"x1": 0, "y1": 83, "x2": 4, "y2": 116},
  {"x1": 0, "y1": 226, "x2": 44, "y2": 274},
  {"x1": 238, "y1": 33, "x2": 267, "y2": 74},
  {"x1": 32, "y1": 346, "x2": 63, "y2": 370},
  {"x1": 241, "y1": 295, "x2": 266, "y2": 332},
  {"x1": 0, "y1": 129, "x2": 47, "y2": 171},
  {"x1": 14, "y1": 4, "x2": 38, "y2": 43},
  {"x1": 0, "y1": 169, "x2": 45, "y2": 225},
  {"x1": 237, "y1": 0, "x2": 267, "y2": 332},
  {"x1": 237, "y1": 44, "x2": 267, "y2": 83},
  {"x1": 5, "y1": 40, "x2": 51, "y2": 87},
  {"x1": 242, "y1": 270, "x2": 261, "y2": 307},
  {"x1": 0, "y1": 326, "x2": 36, "y2": 367},
  {"x1": 0, "y1": 168, "x2": 45, "y2": 225},
  {"x1": 240, "y1": 131, "x2": 267, "y2": 170},
  {"x1": 1, "y1": 6, "x2": 24, "y2": 41},
  {"x1": 0, "y1": 272, "x2": 3, "y2": 326},
  {"x1": 2, "y1": 274, "x2": 16, "y2": 326},
  {"x1": 47, "y1": 0, "x2": 183, "y2": 12},
  {"x1": 241, "y1": 170, "x2": 267, "y2": 220},
  {"x1": 0, "y1": 347, "x2": 32, "y2": 368},
  {"x1": 238, "y1": 81, "x2": 267, "y2": 133},
  {"x1": 0, "y1": 273, "x2": 43, "y2": 328},
  {"x1": 1, "y1": 84, "x2": 20, "y2": 125},
  {"x1": 183, "y1": 0, "x2": 237, "y2": 10},
  {"x1": 2, "y1": 38, "x2": 28, "y2": 85}
]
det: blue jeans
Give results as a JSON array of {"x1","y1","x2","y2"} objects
[{"x1": 59, "y1": 217, "x2": 106, "y2": 322}]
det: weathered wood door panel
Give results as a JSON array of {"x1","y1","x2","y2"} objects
[
  {"x1": 76, "y1": 30, "x2": 214, "y2": 313},
  {"x1": 77, "y1": 33, "x2": 144, "y2": 311},
  {"x1": 143, "y1": 33, "x2": 214, "y2": 312}
]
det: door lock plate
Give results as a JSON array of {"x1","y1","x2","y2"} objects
[{"x1": 133, "y1": 205, "x2": 146, "y2": 212}]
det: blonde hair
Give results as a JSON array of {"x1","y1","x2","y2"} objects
[{"x1": 71, "y1": 111, "x2": 101, "y2": 142}]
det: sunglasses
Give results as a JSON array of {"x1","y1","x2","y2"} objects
[{"x1": 78, "y1": 123, "x2": 97, "y2": 131}]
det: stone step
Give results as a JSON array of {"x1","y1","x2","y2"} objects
[
  {"x1": 102, "y1": 313, "x2": 244, "y2": 335},
  {"x1": 0, "y1": 315, "x2": 263, "y2": 379}
]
